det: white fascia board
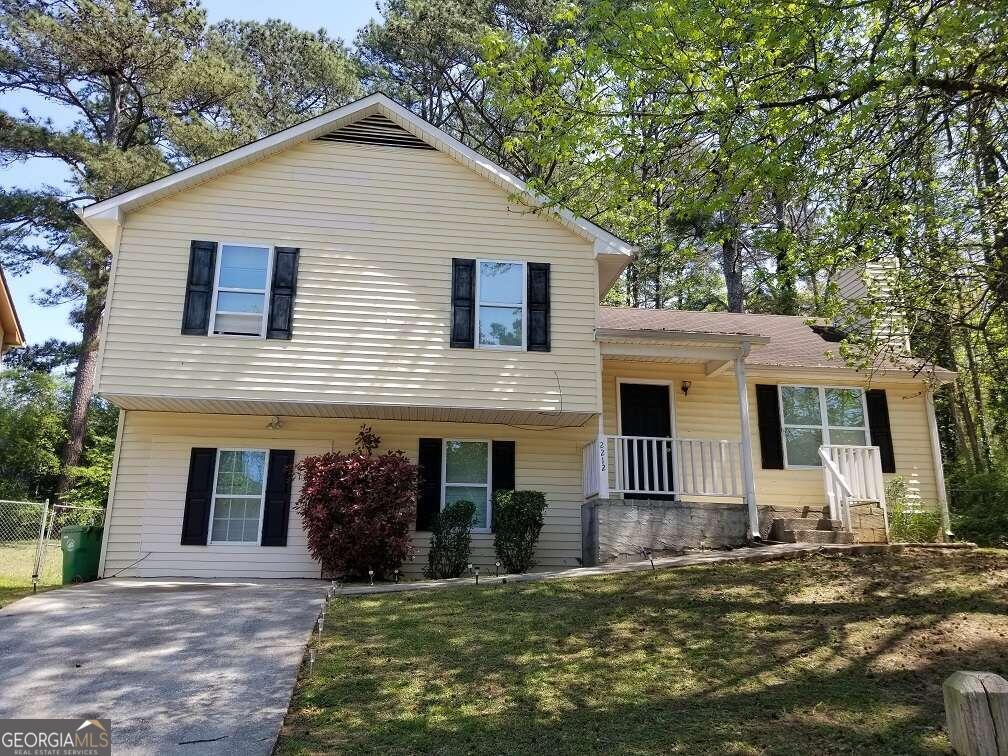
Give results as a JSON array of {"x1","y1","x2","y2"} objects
[{"x1": 79, "y1": 93, "x2": 637, "y2": 258}]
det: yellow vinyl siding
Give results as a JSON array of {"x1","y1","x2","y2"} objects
[
  {"x1": 97, "y1": 139, "x2": 599, "y2": 414},
  {"x1": 101, "y1": 411, "x2": 593, "y2": 579},
  {"x1": 601, "y1": 359, "x2": 942, "y2": 511}
]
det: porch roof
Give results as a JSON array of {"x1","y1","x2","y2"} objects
[{"x1": 598, "y1": 307, "x2": 956, "y2": 382}]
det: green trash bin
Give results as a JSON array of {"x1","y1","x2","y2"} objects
[{"x1": 61, "y1": 525, "x2": 103, "y2": 584}]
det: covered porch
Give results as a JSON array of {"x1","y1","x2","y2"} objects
[{"x1": 580, "y1": 323, "x2": 893, "y2": 563}]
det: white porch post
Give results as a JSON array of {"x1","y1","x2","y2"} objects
[
  {"x1": 925, "y1": 387, "x2": 953, "y2": 539},
  {"x1": 734, "y1": 346, "x2": 761, "y2": 540},
  {"x1": 597, "y1": 413, "x2": 610, "y2": 499}
]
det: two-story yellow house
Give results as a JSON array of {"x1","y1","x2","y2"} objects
[{"x1": 81, "y1": 94, "x2": 953, "y2": 579}]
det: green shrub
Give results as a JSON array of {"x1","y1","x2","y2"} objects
[
  {"x1": 948, "y1": 464, "x2": 1008, "y2": 547},
  {"x1": 885, "y1": 475, "x2": 941, "y2": 543},
  {"x1": 424, "y1": 499, "x2": 476, "y2": 579},
  {"x1": 888, "y1": 502, "x2": 942, "y2": 542},
  {"x1": 493, "y1": 490, "x2": 546, "y2": 574}
]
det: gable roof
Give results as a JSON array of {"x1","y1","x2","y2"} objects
[
  {"x1": 0, "y1": 266, "x2": 25, "y2": 350},
  {"x1": 598, "y1": 306, "x2": 955, "y2": 381},
  {"x1": 79, "y1": 93, "x2": 635, "y2": 290}
]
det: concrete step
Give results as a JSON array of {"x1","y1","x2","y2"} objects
[
  {"x1": 772, "y1": 517, "x2": 843, "y2": 532},
  {"x1": 777, "y1": 529, "x2": 855, "y2": 545}
]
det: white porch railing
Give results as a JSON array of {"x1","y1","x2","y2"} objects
[
  {"x1": 583, "y1": 435, "x2": 745, "y2": 499},
  {"x1": 818, "y1": 445, "x2": 889, "y2": 533}
]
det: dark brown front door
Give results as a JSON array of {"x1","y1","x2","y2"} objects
[{"x1": 619, "y1": 383, "x2": 674, "y2": 500}]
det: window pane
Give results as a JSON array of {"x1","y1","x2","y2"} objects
[
  {"x1": 211, "y1": 517, "x2": 229, "y2": 541},
  {"x1": 479, "y1": 262, "x2": 522, "y2": 303},
  {"x1": 216, "y1": 451, "x2": 266, "y2": 495},
  {"x1": 479, "y1": 306, "x2": 522, "y2": 347},
  {"x1": 243, "y1": 517, "x2": 260, "y2": 542},
  {"x1": 829, "y1": 429, "x2": 867, "y2": 446},
  {"x1": 216, "y1": 292, "x2": 265, "y2": 314},
  {"x1": 781, "y1": 386, "x2": 821, "y2": 425},
  {"x1": 219, "y1": 245, "x2": 269, "y2": 289},
  {"x1": 826, "y1": 389, "x2": 865, "y2": 427},
  {"x1": 213, "y1": 313, "x2": 262, "y2": 336},
  {"x1": 444, "y1": 441, "x2": 487, "y2": 483},
  {"x1": 445, "y1": 485, "x2": 489, "y2": 529},
  {"x1": 784, "y1": 427, "x2": 823, "y2": 466}
]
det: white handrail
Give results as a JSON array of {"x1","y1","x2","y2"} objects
[
  {"x1": 819, "y1": 445, "x2": 889, "y2": 537},
  {"x1": 594, "y1": 435, "x2": 744, "y2": 498}
]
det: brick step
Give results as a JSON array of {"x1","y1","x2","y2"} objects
[{"x1": 776, "y1": 529, "x2": 855, "y2": 545}]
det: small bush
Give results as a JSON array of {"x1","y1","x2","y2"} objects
[
  {"x1": 493, "y1": 490, "x2": 546, "y2": 574},
  {"x1": 424, "y1": 499, "x2": 476, "y2": 579},
  {"x1": 884, "y1": 475, "x2": 941, "y2": 542},
  {"x1": 888, "y1": 502, "x2": 942, "y2": 542},
  {"x1": 296, "y1": 426, "x2": 416, "y2": 579}
]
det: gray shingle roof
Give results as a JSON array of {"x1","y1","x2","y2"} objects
[{"x1": 598, "y1": 307, "x2": 950, "y2": 377}]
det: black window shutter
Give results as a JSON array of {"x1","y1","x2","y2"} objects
[
  {"x1": 261, "y1": 450, "x2": 295, "y2": 546},
  {"x1": 450, "y1": 259, "x2": 476, "y2": 348},
  {"x1": 181, "y1": 241, "x2": 217, "y2": 335},
  {"x1": 416, "y1": 438, "x2": 443, "y2": 531},
  {"x1": 527, "y1": 262, "x2": 551, "y2": 351},
  {"x1": 755, "y1": 384, "x2": 785, "y2": 470},
  {"x1": 181, "y1": 448, "x2": 217, "y2": 545},
  {"x1": 267, "y1": 247, "x2": 299, "y2": 340},
  {"x1": 866, "y1": 389, "x2": 896, "y2": 473},
  {"x1": 490, "y1": 441, "x2": 516, "y2": 532}
]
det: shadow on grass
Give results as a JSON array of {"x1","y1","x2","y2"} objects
[{"x1": 279, "y1": 549, "x2": 1008, "y2": 755}]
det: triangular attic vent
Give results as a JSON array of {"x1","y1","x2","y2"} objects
[{"x1": 316, "y1": 113, "x2": 434, "y2": 150}]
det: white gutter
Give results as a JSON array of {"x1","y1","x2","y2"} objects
[{"x1": 924, "y1": 388, "x2": 954, "y2": 540}]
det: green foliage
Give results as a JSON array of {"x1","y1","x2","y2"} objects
[
  {"x1": 492, "y1": 490, "x2": 546, "y2": 573},
  {"x1": 884, "y1": 476, "x2": 942, "y2": 543},
  {"x1": 424, "y1": 499, "x2": 477, "y2": 579},
  {"x1": 949, "y1": 462, "x2": 1008, "y2": 547},
  {"x1": 0, "y1": 369, "x2": 66, "y2": 501}
]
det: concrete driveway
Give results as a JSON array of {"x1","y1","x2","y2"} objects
[{"x1": 0, "y1": 578, "x2": 325, "y2": 755}]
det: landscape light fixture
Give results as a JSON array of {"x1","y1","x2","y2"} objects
[{"x1": 368, "y1": 569, "x2": 375, "y2": 586}]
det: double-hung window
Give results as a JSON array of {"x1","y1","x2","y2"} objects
[
  {"x1": 442, "y1": 440, "x2": 491, "y2": 531},
  {"x1": 779, "y1": 386, "x2": 870, "y2": 467},
  {"x1": 210, "y1": 244, "x2": 273, "y2": 336},
  {"x1": 477, "y1": 261, "x2": 524, "y2": 348},
  {"x1": 209, "y1": 449, "x2": 268, "y2": 543}
]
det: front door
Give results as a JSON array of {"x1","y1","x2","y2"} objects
[{"x1": 619, "y1": 383, "x2": 674, "y2": 500}]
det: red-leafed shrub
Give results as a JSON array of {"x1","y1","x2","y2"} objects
[{"x1": 295, "y1": 426, "x2": 416, "y2": 579}]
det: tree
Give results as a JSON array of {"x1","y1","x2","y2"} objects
[
  {"x1": 0, "y1": 1, "x2": 361, "y2": 502},
  {"x1": 0, "y1": 368, "x2": 66, "y2": 501}
]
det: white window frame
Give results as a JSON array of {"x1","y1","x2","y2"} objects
[
  {"x1": 441, "y1": 438, "x2": 492, "y2": 533},
  {"x1": 475, "y1": 259, "x2": 526, "y2": 351},
  {"x1": 207, "y1": 448, "x2": 268, "y2": 545},
  {"x1": 778, "y1": 385, "x2": 871, "y2": 469},
  {"x1": 208, "y1": 241, "x2": 275, "y2": 339}
]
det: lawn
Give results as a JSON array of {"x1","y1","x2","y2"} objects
[
  {"x1": 0, "y1": 540, "x2": 61, "y2": 608},
  {"x1": 278, "y1": 548, "x2": 1008, "y2": 755}
]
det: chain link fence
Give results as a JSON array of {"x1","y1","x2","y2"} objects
[{"x1": 0, "y1": 499, "x2": 105, "y2": 591}]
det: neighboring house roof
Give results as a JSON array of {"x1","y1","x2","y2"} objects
[
  {"x1": 78, "y1": 93, "x2": 636, "y2": 291},
  {"x1": 0, "y1": 266, "x2": 25, "y2": 350},
  {"x1": 598, "y1": 306, "x2": 955, "y2": 381}
]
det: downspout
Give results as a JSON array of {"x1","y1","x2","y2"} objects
[
  {"x1": 734, "y1": 343, "x2": 761, "y2": 541},
  {"x1": 924, "y1": 387, "x2": 954, "y2": 540},
  {"x1": 96, "y1": 409, "x2": 127, "y2": 577}
]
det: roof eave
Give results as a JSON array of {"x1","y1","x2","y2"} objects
[
  {"x1": 596, "y1": 327, "x2": 771, "y2": 346},
  {"x1": 0, "y1": 266, "x2": 25, "y2": 347}
]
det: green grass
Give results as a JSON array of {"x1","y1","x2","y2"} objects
[
  {"x1": 0, "y1": 540, "x2": 61, "y2": 608},
  {"x1": 278, "y1": 548, "x2": 1008, "y2": 755}
]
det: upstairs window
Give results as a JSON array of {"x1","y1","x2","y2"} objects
[
  {"x1": 779, "y1": 386, "x2": 869, "y2": 467},
  {"x1": 210, "y1": 244, "x2": 272, "y2": 337},
  {"x1": 477, "y1": 261, "x2": 524, "y2": 349}
]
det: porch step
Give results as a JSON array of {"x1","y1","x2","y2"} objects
[
  {"x1": 776, "y1": 529, "x2": 855, "y2": 545},
  {"x1": 770, "y1": 518, "x2": 843, "y2": 536}
]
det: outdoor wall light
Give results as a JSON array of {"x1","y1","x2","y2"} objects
[{"x1": 681, "y1": 380, "x2": 692, "y2": 397}]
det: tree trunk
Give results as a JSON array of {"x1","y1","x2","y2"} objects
[
  {"x1": 722, "y1": 224, "x2": 744, "y2": 312},
  {"x1": 53, "y1": 295, "x2": 103, "y2": 503},
  {"x1": 773, "y1": 193, "x2": 798, "y2": 315}
]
